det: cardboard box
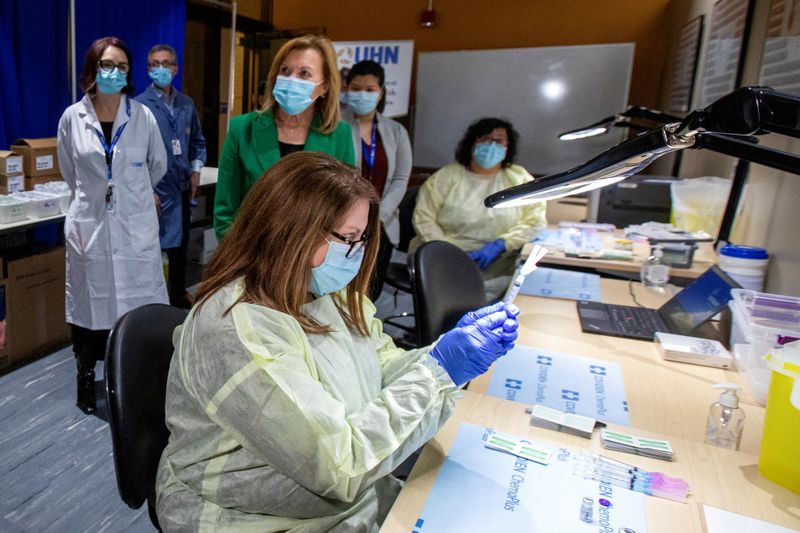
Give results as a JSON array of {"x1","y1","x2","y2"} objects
[
  {"x1": 5, "y1": 246, "x2": 69, "y2": 364},
  {"x1": 25, "y1": 175, "x2": 62, "y2": 190},
  {"x1": 11, "y1": 138, "x2": 59, "y2": 177},
  {"x1": 0, "y1": 150, "x2": 23, "y2": 176},
  {"x1": 0, "y1": 174, "x2": 25, "y2": 194}
]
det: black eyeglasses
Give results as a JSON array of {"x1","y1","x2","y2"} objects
[
  {"x1": 97, "y1": 60, "x2": 130, "y2": 74},
  {"x1": 148, "y1": 60, "x2": 176, "y2": 69},
  {"x1": 330, "y1": 230, "x2": 370, "y2": 259}
]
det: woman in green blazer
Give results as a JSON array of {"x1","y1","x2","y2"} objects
[{"x1": 214, "y1": 35, "x2": 355, "y2": 239}]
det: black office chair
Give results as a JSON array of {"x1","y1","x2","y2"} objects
[
  {"x1": 382, "y1": 186, "x2": 420, "y2": 345},
  {"x1": 105, "y1": 304, "x2": 188, "y2": 530},
  {"x1": 412, "y1": 241, "x2": 487, "y2": 346}
]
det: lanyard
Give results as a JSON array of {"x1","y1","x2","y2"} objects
[
  {"x1": 92, "y1": 97, "x2": 131, "y2": 182},
  {"x1": 361, "y1": 119, "x2": 377, "y2": 178}
]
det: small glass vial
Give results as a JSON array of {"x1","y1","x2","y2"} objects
[
  {"x1": 579, "y1": 496, "x2": 593, "y2": 523},
  {"x1": 640, "y1": 245, "x2": 670, "y2": 291}
]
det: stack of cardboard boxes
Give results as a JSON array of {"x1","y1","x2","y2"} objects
[
  {"x1": 10, "y1": 138, "x2": 62, "y2": 190},
  {"x1": 0, "y1": 138, "x2": 69, "y2": 371}
]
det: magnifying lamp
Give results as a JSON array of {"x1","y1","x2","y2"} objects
[
  {"x1": 486, "y1": 87, "x2": 800, "y2": 213},
  {"x1": 557, "y1": 106, "x2": 683, "y2": 140}
]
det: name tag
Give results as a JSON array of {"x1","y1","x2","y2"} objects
[{"x1": 172, "y1": 139, "x2": 182, "y2": 155}]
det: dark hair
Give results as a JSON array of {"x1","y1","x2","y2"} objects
[
  {"x1": 79, "y1": 36, "x2": 135, "y2": 96},
  {"x1": 455, "y1": 117, "x2": 518, "y2": 168},
  {"x1": 196, "y1": 151, "x2": 381, "y2": 336},
  {"x1": 346, "y1": 60, "x2": 386, "y2": 113}
]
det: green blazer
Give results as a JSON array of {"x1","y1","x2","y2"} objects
[{"x1": 213, "y1": 109, "x2": 356, "y2": 238}]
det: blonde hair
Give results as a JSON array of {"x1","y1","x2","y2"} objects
[
  {"x1": 196, "y1": 151, "x2": 380, "y2": 336},
  {"x1": 263, "y1": 34, "x2": 341, "y2": 134}
]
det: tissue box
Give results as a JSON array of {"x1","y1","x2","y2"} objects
[{"x1": 655, "y1": 332, "x2": 732, "y2": 369}]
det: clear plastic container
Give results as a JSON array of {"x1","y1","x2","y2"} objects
[
  {"x1": 0, "y1": 195, "x2": 29, "y2": 224},
  {"x1": 33, "y1": 181, "x2": 70, "y2": 213},
  {"x1": 11, "y1": 191, "x2": 60, "y2": 218},
  {"x1": 728, "y1": 288, "x2": 800, "y2": 405}
]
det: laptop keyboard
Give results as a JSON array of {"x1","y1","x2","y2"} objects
[{"x1": 607, "y1": 306, "x2": 660, "y2": 337}]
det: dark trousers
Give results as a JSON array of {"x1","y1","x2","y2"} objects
[
  {"x1": 164, "y1": 189, "x2": 192, "y2": 308},
  {"x1": 71, "y1": 324, "x2": 110, "y2": 370},
  {"x1": 369, "y1": 228, "x2": 394, "y2": 301}
]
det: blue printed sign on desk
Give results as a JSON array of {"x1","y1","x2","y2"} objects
[
  {"x1": 415, "y1": 423, "x2": 647, "y2": 532},
  {"x1": 519, "y1": 267, "x2": 602, "y2": 301},
  {"x1": 486, "y1": 344, "x2": 631, "y2": 426}
]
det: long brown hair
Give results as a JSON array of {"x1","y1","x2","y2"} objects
[
  {"x1": 262, "y1": 34, "x2": 341, "y2": 134},
  {"x1": 196, "y1": 152, "x2": 380, "y2": 335}
]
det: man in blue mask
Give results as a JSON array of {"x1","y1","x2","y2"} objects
[{"x1": 136, "y1": 44, "x2": 207, "y2": 308}]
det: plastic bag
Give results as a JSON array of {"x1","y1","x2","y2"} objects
[{"x1": 670, "y1": 177, "x2": 731, "y2": 236}]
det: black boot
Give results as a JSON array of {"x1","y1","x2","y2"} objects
[{"x1": 76, "y1": 367, "x2": 97, "y2": 414}]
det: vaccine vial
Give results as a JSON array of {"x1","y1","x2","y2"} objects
[{"x1": 579, "y1": 496, "x2": 594, "y2": 523}]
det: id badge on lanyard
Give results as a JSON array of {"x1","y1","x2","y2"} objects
[{"x1": 94, "y1": 99, "x2": 130, "y2": 214}]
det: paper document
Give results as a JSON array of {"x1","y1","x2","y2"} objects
[
  {"x1": 486, "y1": 344, "x2": 631, "y2": 426},
  {"x1": 519, "y1": 267, "x2": 602, "y2": 301},
  {"x1": 414, "y1": 422, "x2": 648, "y2": 532},
  {"x1": 704, "y1": 505, "x2": 800, "y2": 533}
]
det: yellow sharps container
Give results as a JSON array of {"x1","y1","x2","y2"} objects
[{"x1": 759, "y1": 341, "x2": 800, "y2": 494}]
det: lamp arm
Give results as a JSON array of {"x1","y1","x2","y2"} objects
[
  {"x1": 622, "y1": 106, "x2": 684, "y2": 123},
  {"x1": 694, "y1": 132, "x2": 800, "y2": 176}
]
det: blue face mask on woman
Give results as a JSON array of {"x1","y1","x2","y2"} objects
[
  {"x1": 149, "y1": 66, "x2": 173, "y2": 89},
  {"x1": 347, "y1": 91, "x2": 380, "y2": 115},
  {"x1": 310, "y1": 240, "x2": 364, "y2": 297},
  {"x1": 96, "y1": 68, "x2": 128, "y2": 95},
  {"x1": 272, "y1": 75, "x2": 321, "y2": 116},
  {"x1": 473, "y1": 142, "x2": 507, "y2": 169}
]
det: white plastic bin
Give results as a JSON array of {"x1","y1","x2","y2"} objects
[
  {"x1": 0, "y1": 195, "x2": 29, "y2": 224},
  {"x1": 729, "y1": 288, "x2": 800, "y2": 405},
  {"x1": 12, "y1": 191, "x2": 60, "y2": 218},
  {"x1": 33, "y1": 181, "x2": 70, "y2": 213}
]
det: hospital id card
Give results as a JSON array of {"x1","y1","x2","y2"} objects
[{"x1": 172, "y1": 139, "x2": 182, "y2": 155}]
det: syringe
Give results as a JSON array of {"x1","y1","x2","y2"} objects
[{"x1": 503, "y1": 244, "x2": 549, "y2": 305}]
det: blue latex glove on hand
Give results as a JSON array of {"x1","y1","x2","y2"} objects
[
  {"x1": 456, "y1": 301, "x2": 520, "y2": 329},
  {"x1": 467, "y1": 239, "x2": 506, "y2": 270},
  {"x1": 430, "y1": 306, "x2": 519, "y2": 386}
]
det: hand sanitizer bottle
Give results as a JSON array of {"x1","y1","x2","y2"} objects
[
  {"x1": 704, "y1": 383, "x2": 745, "y2": 450},
  {"x1": 640, "y1": 245, "x2": 670, "y2": 291}
]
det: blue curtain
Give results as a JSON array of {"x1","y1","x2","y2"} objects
[
  {"x1": 0, "y1": 0, "x2": 70, "y2": 149},
  {"x1": 0, "y1": 1, "x2": 186, "y2": 151},
  {"x1": 75, "y1": 0, "x2": 186, "y2": 96}
]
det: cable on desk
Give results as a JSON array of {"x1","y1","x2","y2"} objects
[{"x1": 628, "y1": 280, "x2": 645, "y2": 307}]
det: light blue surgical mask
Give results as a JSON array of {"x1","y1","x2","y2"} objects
[
  {"x1": 272, "y1": 75, "x2": 321, "y2": 116},
  {"x1": 339, "y1": 91, "x2": 349, "y2": 105},
  {"x1": 310, "y1": 240, "x2": 364, "y2": 297},
  {"x1": 96, "y1": 68, "x2": 128, "y2": 95},
  {"x1": 347, "y1": 90, "x2": 380, "y2": 115},
  {"x1": 149, "y1": 66, "x2": 173, "y2": 89},
  {"x1": 473, "y1": 142, "x2": 507, "y2": 169}
]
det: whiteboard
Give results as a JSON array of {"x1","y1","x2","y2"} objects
[{"x1": 413, "y1": 44, "x2": 635, "y2": 175}]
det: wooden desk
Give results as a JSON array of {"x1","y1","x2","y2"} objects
[
  {"x1": 470, "y1": 278, "x2": 767, "y2": 455},
  {"x1": 522, "y1": 228, "x2": 717, "y2": 280},
  {"x1": 381, "y1": 391, "x2": 800, "y2": 533}
]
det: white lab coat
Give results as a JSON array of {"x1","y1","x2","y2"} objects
[{"x1": 57, "y1": 94, "x2": 169, "y2": 330}]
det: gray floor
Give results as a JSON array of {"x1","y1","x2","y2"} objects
[{"x1": 0, "y1": 256, "x2": 415, "y2": 532}]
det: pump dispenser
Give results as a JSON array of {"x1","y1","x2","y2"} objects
[{"x1": 704, "y1": 383, "x2": 745, "y2": 450}]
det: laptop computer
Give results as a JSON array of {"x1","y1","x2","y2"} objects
[{"x1": 576, "y1": 265, "x2": 740, "y2": 341}]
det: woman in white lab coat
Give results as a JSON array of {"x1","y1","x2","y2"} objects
[{"x1": 57, "y1": 36, "x2": 168, "y2": 414}]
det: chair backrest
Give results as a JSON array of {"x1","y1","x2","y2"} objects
[
  {"x1": 105, "y1": 303, "x2": 188, "y2": 509},
  {"x1": 396, "y1": 185, "x2": 420, "y2": 253},
  {"x1": 412, "y1": 241, "x2": 487, "y2": 345}
]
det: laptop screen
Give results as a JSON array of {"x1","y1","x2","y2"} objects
[{"x1": 658, "y1": 265, "x2": 741, "y2": 335}]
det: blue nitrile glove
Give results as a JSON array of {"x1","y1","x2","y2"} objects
[
  {"x1": 456, "y1": 301, "x2": 519, "y2": 329},
  {"x1": 430, "y1": 307, "x2": 519, "y2": 386},
  {"x1": 467, "y1": 238, "x2": 506, "y2": 270}
]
